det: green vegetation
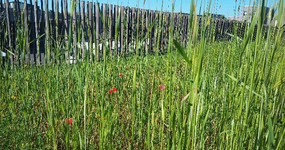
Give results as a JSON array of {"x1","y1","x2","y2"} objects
[{"x1": 1, "y1": 0, "x2": 285, "y2": 149}]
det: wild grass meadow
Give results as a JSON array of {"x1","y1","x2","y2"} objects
[{"x1": 1, "y1": 0, "x2": 285, "y2": 149}]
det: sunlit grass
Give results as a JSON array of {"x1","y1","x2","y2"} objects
[{"x1": 0, "y1": 0, "x2": 285, "y2": 149}]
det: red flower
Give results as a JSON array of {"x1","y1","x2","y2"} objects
[
  {"x1": 109, "y1": 87, "x2": 118, "y2": 94},
  {"x1": 159, "y1": 84, "x2": 165, "y2": 91},
  {"x1": 113, "y1": 87, "x2": 118, "y2": 92},
  {"x1": 109, "y1": 89, "x2": 113, "y2": 94},
  {"x1": 66, "y1": 118, "x2": 73, "y2": 125},
  {"x1": 119, "y1": 73, "x2": 122, "y2": 77}
]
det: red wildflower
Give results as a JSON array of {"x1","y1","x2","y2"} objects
[
  {"x1": 159, "y1": 84, "x2": 165, "y2": 91},
  {"x1": 109, "y1": 89, "x2": 113, "y2": 94},
  {"x1": 113, "y1": 87, "x2": 118, "y2": 92},
  {"x1": 109, "y1": 87, "x2": 118, "y2": 94},
  {"x1": 66, "y1": 118, "x2": 73, "y2": 125},
  {"x1": 119, "y1": 73, "x2": 122, "y2": 77}
]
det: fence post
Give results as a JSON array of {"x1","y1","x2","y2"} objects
[
  {"x1": 95, "y1": 2, "x2": 100, "y2": 60},
  {"x1": 120, "y1": 6, "x2": 124, "y2": 56},
  {"x1": 4, "y1": 0, "x2": 12, "y2": 65},
  {"x1": 109, "y1": 4, "x2": 113, "y2": 57},
  {"x1": 103, "y1": 4, "x2": 106, "y2": 59},
  {"x1": 44, "y1": 0, "x2": 50, "y2": 64},
  {"x1": 73, "y1": 3, "x2": 77, "y2": 63},
  {"x1": 126, "y1": 7, "x2": 129, "y2": 54},
  {"x1": 81, "y1": 1, "x2": 85, "y2": 60},
  {"x1": 88, "y1": 2, "x2": 93, "y2": 62}
]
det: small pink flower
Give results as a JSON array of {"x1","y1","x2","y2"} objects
[{"x1": 159, "y1": 84, "x2": 165, "y2": 91}]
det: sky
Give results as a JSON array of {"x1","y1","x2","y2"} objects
[
  {"x1": 83, "y1": 0, "x2": 275, "y2": 17},
  {"x1": 18, "y1": 0, "x2": 275, "y2": 18}
]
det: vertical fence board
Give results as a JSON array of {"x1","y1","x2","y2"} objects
[
  {"x1": 33, "y1": 0, "x2": 40, "y2": 65},
  {"x1": 29, "y1": 0, "x2": 35, "y2": 64},
  {"x1": 40, "y1": 0, "x2": 44, "y2": 64},
  {"x1": 5, "y1": 0, "x2": 12, "y2": 64},
  {"x1": 0, "y1": 0, "x2": 3, "y2": 65},
  {"x1": 55, "y1": 0, "x2": 59, "y2": 42},
  {"x1": 125, "y1": 7, "x2": 129, "y2": 54},
  {"x1": 141, "y1": 9, "x2": 144, "y2": 54},
  {"x1": 73, "y1": 4, "x2": 77, "y2": 62},
  {"x1": 10, "y1": 5, "x2": 15, "y2": 64},
  {"x1": 109, "y1": 4, "x2": 113, "y2": 57},
  {"x1": 154, "y1": 11, "x2": 158, "y2": 51},
  {"x1": 44, "y1": 0, "x2": 50, "y2": 64},
  {"x1": 145, "y1": 10, "x2": 148, "y2": 54},
  {"x1": 88, "y1": 2, "x2": 93, "y2": 61},
  {"x1": 120, "y1": 6, "x2": 124, "y2": 55},
  {"x1": 81, "y1": 1, "x2": 85, "y2": 59},
  {"x1": 64, "y1": 0, "x2": 68, "y2": 62},
  {"x1": 131, "y1": 7, "x2": 135, "y2": 53},
  {"x1": 103, "y1": 4, "x2": 106, "y2": 58},
  {"x1": 115, "y1": 5, "x2": 118, "y2": 55},
  {"x1": 149, "y1": 10, "x2": 153, "y2": 53},
  {"x1": 50, "y1": 0, "x2": 55, "y2": 63},
  {"x1": 95, "y1": 3, "x2": 100, "y2": 60},
  {"x1": 24, "y1": 0, "x2": 30, "y2": 64}
]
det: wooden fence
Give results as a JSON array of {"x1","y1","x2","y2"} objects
[{"x1": 0, "y1": 0, "x2": 260, "y2": 65}]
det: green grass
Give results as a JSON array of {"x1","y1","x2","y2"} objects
[
  {"x1": 1, "y1": 40, "x2": 285, "y2": 149},
  {"x1": 1, "y1": 0, "x2": 285, "y2": 149}
]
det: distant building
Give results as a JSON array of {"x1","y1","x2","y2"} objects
[
  {"x1": 228, "y1": 5, "x2": 270, "y2": 25},
  {"x1": 228, "y1": 16, "x2": 244, "y2": 22}
]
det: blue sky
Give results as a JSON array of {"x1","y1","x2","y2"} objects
[
  {"x1": 19, "y1": 0, "x2": 275, "y2": 18},
  {"x1": 85, "y1": 0, "x2": 274, "y2": 17}
]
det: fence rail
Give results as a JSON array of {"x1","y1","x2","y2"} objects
[{"x1": 0, "y1": 0, "x2": 265, "y2": 66}]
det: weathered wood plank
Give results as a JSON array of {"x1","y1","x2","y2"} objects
[
  {"x1": 115, "y1": 5, "x2": 119, "y2": 55},
  {"x1": 73, "y1": 2, "x2": 77, "y2": 61},
  {"x1": 81, "y1": 1, "x2": 85, "y2": 59},
  {"x1": 33, "y1": 0, "x2": 40, "y2": 65},
  {"x1": 29, "y1": 0, "x2": 36, "y2": 64},
  {"x1": 4, "y1": 0, "x2": 12, "y2": 64},
  {"x1": 55, "y1": 0, "x2": 59, "y2": 42},
  {"x1": 88, "y1": 2, "x2": 93, "y2": 61},
  {"x1": 40, "y1": 0, "x2": 44, "y2": 64},
  {"x1": 126, "y1": 7, "x2": 129, "y2": 54},
  {"x1": 64, "y1": 0, "x2": 68, "y2": 62},
  {"x1": 44, "y1": 0, "x2": 50, "y2": 64},
  {"x1": 103, "y1": 4, "x2": 106, "y2": 59},
  {"x1": 95, "y1": 2, "x2": 100, "y2": 60},
  {"x1": 131, "y1": 7, "x2": 135, "y2": 52},
  {"x1": 109, "y1": 4, "x2": 113, "y2": 57},
  {"x1": 149, "y1": 10, "x2": 154, "y2": 53},
  {"x1": 145, "y1": 10, "x2": 149, "y2": 54},
  {"x1": 120, "y1": 6, "x2": 124, "y2": 55},
  {"x1": 51, "y1": 0, "x2": 55, "y2": 63}
]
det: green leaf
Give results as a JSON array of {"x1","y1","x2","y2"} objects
[
  {"x1": 173, "y1": 39, "x2": 192, "y2": 66},
  {"x1": 268, "y1": 117, "x2": 274, "y2": 150},
  {"x1": 225, "y1": 74, "x2": 263, "y2": 97},
  {"x1": 273, "y1": 77, "x2": 285, "y2": 88}
]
